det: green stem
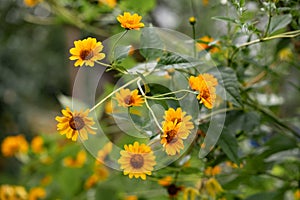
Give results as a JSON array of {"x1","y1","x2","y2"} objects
[
  {"x1": 137, "y1": 79, "x2": 164, "y2": 132},
  {"x1": 110, "y1": 30, "x2": 128, "y2": 61},
  {"x1": 263, "y1": 3, "x2": 272, "y2": 37},
  {"x1": 192, "y1": 24, "x2": 197, "y2": 58}
]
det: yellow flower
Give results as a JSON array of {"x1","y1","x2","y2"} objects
[
  {"x1": 117, "y1": 12, "x2": 145, "y2": 30},
  {"x1": 163, "y1": 107, "x2": 194, "y2": 133},
  {"x1": 69, "y1": 37, "x2": 105, "y2": 67},
  {"x1": 189, "y1": 74, "x2": 218, "y2": 109},
  {"x1": 189, "y1": 16, "x2": 196, "y2": 25},
  {"x1": 99, "y1": 0, "x2": 116, "y2": 8},
  {"x1": 55, "y1": 107, "x2": 96, "y2": 141},
  {"x1": 84, "y1": 165, "x2": 109, "y2": 189},
  {"x1": 197, "y1": 36, "x2": 219, "y2": 53},
  {"x1": 158, "y1": 176, "x2": 173, "y2": 187},
  {"x1": 161, "y1": 121, "x2": 185, "y2": 156},
  {"x1": 278, "y1": 47, "x2": 293, "y2": 61},
  {"x1": 294, "y1": 189, "x2": 300, "y2": 200},
  {"x1": 0, "y1": 185, "x2": 28, "y2": 200},
  {"x1": 31, "y1": 136, "x2": 44, "y2": 154},
  {"x1": 63, "y1": 150, "x2": 86, "y2": 168},
  {"x1": 40, "y1": 175, "x2": 52, "y2": 186},
  {"x1": 183, "y1": 187, "x2": 199, "y2": 200},
  {"x1": 24, "y1": 0, "x2": 41, "y2": 7},
  {"x1": 118, "y1": 142, "x2": 156, "y2": 180},
  {"x1": 1, "y1": 135, "x2": 29, "y2": 157},
  {"x1": 125, "y1": 195, "x2": 138, "y2": 200},
  {"x1": 115, "y1": 88, "x2": 144, "y2": 107},
  {"x1": 96, "y1": 142, "x2": 113, "y2": 164},
  {"x1": 205, "y1": 178, "x2": 224, "y2": 198},
  {"x1": 205, "y1": 166, "x2": 222, "y2": 176},
  {"x1": 29, "y1": 187, "x2": 46, "y2": 200}
]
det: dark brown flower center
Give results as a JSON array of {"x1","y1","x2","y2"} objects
[
  {"x1": 80, "y1": 49, "x2": 94, "y2": 60},
  {"x1": 124, "y1": 95, "x2": 134, "y2": 105},
  {"x1": 167, "y1": 184, "x2": 182, "y2": 197},
  {"x1": 69, "y1": 116, "x2": 85, "y2": 130},
  {"x1": 130, "y1": 154, "x2": 144, "y2": 169},
  {"x1": 166, "y1": 130, "x2": 178, "y2": 143}
]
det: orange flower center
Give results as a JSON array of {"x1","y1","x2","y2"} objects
[
  {"x1": 124, "y1": 95, "x2": 134, "y2": 105},
  {"x1": 69, "y1": 116, "x2": 85, "y2": 130},
  {"x1": 166, "y1": 130, "x2": 178, "y2": 143},
  {"x1": 130, "y1": 154, "x2": 144, "y2": 169},
  {"x1": 80, "y1": 49, "x2": 94, "y2": 60}
]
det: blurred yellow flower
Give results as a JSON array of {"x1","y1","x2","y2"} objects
[
  {"x1": 294, "y1": 189, "x2": 300, "y2": 200},
  {"x1": 99, "y1": 0, "x2": 116, "y2": 8},
  {"x1": 1, "y1": 135, "x2": 29, "y2": 157},
  {"x1": 183, "y1": 187, "x2": 199, "y2": 200},
  {"x1": 189, "y1": 16, "x2": 196, "y2": 25},
  {"x1": 158, "y1": 176, "x2": 173, "y2": 187},
  {"x1": 63, "y1": 150, "x2": 86, "y2": 168},
  {"x1": 115, "y1": 88, "x2": 144, "y2": 107},
  {"x1": 205, "y1": 165, "x2": 222, "y2": 176},
  {"x1": 197, "y1": 36, "x2": 219, "y2": 53},
  {"x1": 96, "y1": 142, "x2": 113, "y2": 164},
  {"x1": 40, "y1": 175, "x2": 52, "y2": 186},
  {"x1": 118, "y1": 142, "x2": 156, "y2": 180},
  {"x1": 117, "y1": 12, "x2": 145, "y2": 30},
  {"x1": 69, "y1": 37, "x2": 105, "y2": 67},
  {"x1": 0, "y1": 185, "x2": 28, "y2": 200},
  {"x1": 125, "y1": 195, "x2": 138, "y2": 200},
  {"x1": 55, "y1": 107, "x2": 96, "y2": 141},
  {"x1": 84, "y1": 165, "x2": 109, "y2": 189},
  {"x1": 278, "y1": 47, "x2": 293, "y2": 61},
  {"x1": 29, "y1": 187, "x2": 46, "y2": 200},
  {"x1": 24, "y1": 0, "x2": 41, "y2": 7},
  {"x1": 205, "y1": 178, "x2": 224, "y2": 198},
  {"x1": 31, "y1": 136, "x2": 44, "y2": 154}
]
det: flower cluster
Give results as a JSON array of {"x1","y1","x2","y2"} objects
[
  {"x1": 189, "y1": 73, "x2": 218, "y2": 109},
  {"x1": 1, "y1": 135, "x2": 28, "y2": 157},
  {"x1": 0, "y1": 185, "x2": 46, "y2": 200},
  {"x1": 161, "y1": 108, "x2": 194, "y2": 155}
]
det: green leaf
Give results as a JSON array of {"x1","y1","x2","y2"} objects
[
  {"x1": 218, "y1": 128, "x2": 240, "y2": 164},
  {"x1": 226, "y1": 111, "x2": 260, "y2": 134},
  {"x1": 119, "y1": 0, "x2": 156, "y2": 15},
  {"x1": 211, "y1": 16, "x2": 238, "y2": 24},
  {"x1": 140, "y1": 27, "x2": 164, "y2": 60},
  {"x1": 156, "y1": 52, "x2": 202, "y2": 69},
  {"x1": 269, "y1": 14, "x2": 292, "y2": 35},
  {"x1": 114, "y1": 45, "x2": 131, "y2": 61},
  {"x1": 218, "y1": 67, "x2": 242, "y2": 106},
  {"x1": 245, "y1": 190, "x2": 285, "y2": 200}
]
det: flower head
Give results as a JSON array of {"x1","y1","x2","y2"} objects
[
  {"x1": 0, "y1": 185, "x2": 28, "y2": 200},
  {"x1": 205, "y1": 165, "x2": 221, "y2": 176},
  {"x1": 24, "y1": 0, "x2": 41, "y2": 7},
  {"x1": 118, "y1": 142, "x2": 156, "y2": 180},
  {"x1": 69, "y1": 37, "x2": 105, "y2": 67},
  {"x1": 63, "y1": 150, "x2": 87, "y2": 168},
  {"x1": 1, "y1": 135, "x2": 29, "y2": 157},
  {"x1": 117, "y1": 12, "x2": 145, "y2": 30},
  {"x1": 189, "y1": 74, "x2": 218, "y2": 109},
  {"x1": 31, "y1": 136, "x2": 44, "y2": 154},
  {"x1": 205, "y1": 178, "x2": 224, "y2": 198},
  {"x1": 99, "y1": 0, "x2": 116, "y2": 8},
  {"x1": 115, "y1": 88, "x2": 144, "y2": 107},
  {"x1": 55, "y1": 107, "x2": 96, "y2": 141},
  {"x1": 197, "y1": 36, "x2": 219, "y2": 53},
  {"x1": 96, "y1": 142, "x2": 113, "y2": 164},
  {"x1": 158, "y1": 176, "x2": 173, "y2": 187},
  {"x1": 29, "y1": 187, "x2": 46, "y2": 200},
  {"x1": 163, "y1": 107, "x2": 194, "y2": 134},
  {"x1": 161, "y1": 121, "x2": 185, "y2": 156},
  {"x1": 189, "y1": 16, "x2": 196, "y2": 25}
]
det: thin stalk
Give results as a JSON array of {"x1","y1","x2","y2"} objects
[
  {"x1": 110, "y1": 30, "x2": 128, "y2": 61},
  {"x1": 137, "y1": 79, "x2": 163, "y2": 132}
]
